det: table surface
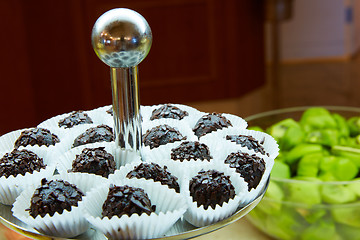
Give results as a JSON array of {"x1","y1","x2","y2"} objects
[
  {"x1": 196, "y1": 217, "x2": 273, "y2": 240},
  {"x1": 0, "y1": 217, "x2": 273, "y2": 240}
]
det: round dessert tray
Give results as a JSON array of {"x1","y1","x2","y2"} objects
[{"x1": 0, "y1": 178, "x2": 268, "y2": 240}]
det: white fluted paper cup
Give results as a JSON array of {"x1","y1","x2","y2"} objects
[
  {"x1": 56, "y1": 142, "x2": 118, "y2": 174},
  {"x1": 182, "y1": 163, "x2": 248, "y2": 227},
  {"x1": 0, "y1": 147, "x2": 56, "y2": 205},
  {"x1": 12, "y1": 174, "x2": 90, "y2": 238},
  {"x1": 80, "y1": 179, "x2": 188, "y2": 240}
]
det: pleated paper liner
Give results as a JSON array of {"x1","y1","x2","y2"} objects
[
  {"x1": 80, "y1": 178, "x2": 188, "y2": 239},
  {"x1": 181, "y1": 162, "x2": 248, "y2": 227},
  {"x1": 11, "y1": 172, "x2": 104, "y2": 238},
  {"x1": 0, "y1": 147, "x2": 56, "y2": 205}
]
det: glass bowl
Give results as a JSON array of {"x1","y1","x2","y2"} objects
[{"x1": 245, "y1": 106, "x2": 360, "y2": 240}]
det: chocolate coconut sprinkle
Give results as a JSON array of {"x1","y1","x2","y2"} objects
[
  {"x1": 58, "y1": 111, "x2": 93, "y2": 129},
  {"x1": 102, "y1": 185, "x2": 156, "y2": 219},
  {"x1": 193, "y1": 113, "x2": 232, "y2": 138},
  {"x1": 150, "y1": 104, "x2": 189, "y2": 120},
  {"x1": 189, "y1": 169, "x2": 235, "y2": 210},
  {"x1": 224, "y1": 151, "x2": 265, "y2": 191},
  {"x1": 14, "y1": 128, "x2": 60, "y2": 149},
  {"x1": 142, "y1": 124, "x2": 186, "y2": 149},
  {"x1": 27, "y1": 178, "x2": 84, "y2": 218}
]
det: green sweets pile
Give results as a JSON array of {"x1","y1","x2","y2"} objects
[{"x1": 248, "y1": 107, "x2": 360, "y2": 240}]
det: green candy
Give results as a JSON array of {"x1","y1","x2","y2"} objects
[
  {"x1": 305, "y1": 129, "x2": 339, "y2": 146},
  {"x1": 348, "y1": 116, "x2": 360, "y2": 137},
  {"x1": 271, "y1": 161, "x2": 291, "y2": 179},
  {"x1": 300, "y1": 107, "x2": 338, "y2": 131},
  {"x1": 287, "y1": 177, "x2": 322, "y2": 206},
  {"x1": 267, "y1": 118, "x2": 300, "y2": 141},
  {"x1": 256, "y1": 182, "x2": 284, "y2": 215},
  {"x1": 331, "y1": 205, "x2": 360, "y2": 227},
  {"x1": 264, "y1": 209, "x2": 306, "y2": 240},
  {"x1": 321, "y1": 184, "x2": 357, "y2": 204},
  {"x1": 300, "y1": 218, "x2": 339, "y2": 240},
  {"x1": 285, "y1": 143, "x2": 323, "y2": 165},
  {"x1": 297, "y1": 153, "x2": 323, "y2": 178},
  {"x1": 333, "y1": 157, "x2": 358, "y2": 181},
  {"x1": 336, "y1": 223, "x2": 360, "y2": 240},
  {"x1": 332, "y1": 113, "x2": 350, "y2": 137},
  {"x1": 347, "y1": 178, "x2": 360, "y2": 197}
]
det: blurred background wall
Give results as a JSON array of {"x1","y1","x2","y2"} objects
[
  {"x1": 0, "y1": 0, "x2": 265, "y2": 135},
  {"x1": 1, "y1": 0, "x2": 360, "y2": 138}
]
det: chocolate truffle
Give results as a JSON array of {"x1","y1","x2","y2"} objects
[
  {"x1": 150, "y1": 104, "x2": 189, "y2": 120},
  {"x1": 189, "y1": 169, "x2": 235, "y2": 210},
  {"x1": 102, "y1": 185, "x2": 156, "y2": 219},
  {"x1": 226, "y1": 135, "x2": 268, "y2": 156},
  {"x1": 126, "y1": 163, "x2": 180, "y2": 193},
  {"x1": 224, "y1": 151, "x2": 265, "y2": 191},
  {"x1": 171, "y1": 141, "x2": 212, "y2": 161},
  {"x1": 14, "y1": 128, "x2": 60, "y2": 149},
  {"x1": 58, "y1": 111, "x2": 93, "y2": 129},
  {"x1": 72, "y1": 125, "x2": 114, "y2": 148},
  {"x1": 28, "y1": 178, "x2": 84, "y2": 218},
  {"x1": 71, "y1": 147, "x2": 115, "y2": 178},
  {"x1": 142, "y1": 124, "x2": 186, "y2": 149},
  {"x1": 193, "y1": 113, "x2": 232, "y2": 138},
  {"x1": 0, "y1": 149, "x2": 46, "y2": 178}
]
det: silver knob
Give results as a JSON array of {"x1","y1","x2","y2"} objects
[
  {"x1": 92, "y1": 8, "x2": 152, "y2": 68},
  {"x1": 91, "y1": 8, "x2": 152, "y2": 155}
]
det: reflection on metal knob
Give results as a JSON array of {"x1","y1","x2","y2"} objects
[{"x1": 91, "y1": 8, "x2": 152, "y2": 68}]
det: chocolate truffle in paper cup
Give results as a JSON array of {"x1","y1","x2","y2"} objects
[
  {"x1": 202, "y1": 127, "x2": 279, "y2": 160},
  {"x1": 223, "y1": 150, "x2": 273, "y2": 203},
  {"x1": 39, "y1": 110, "x2": 93, "y2": 131},
  {"x1": 72, "y1": 124, "x2": 115, "y2": 148},
  {"x1": 80, "y1": 179, "x2": 188, "y2": 240},
  {"x1": 0, "y1": 129, "x2": 28, "y2": 153},
  {"x1": 141, "y1": 140, "x2": 215, "y2": 178},
  {"x1": 110, "y1": 161, "x2": 181, "y2": 193},
  {"x1": 141, "y1": 121, "x2": 197, "y2": 162},
  {"x1": 192, "y1": 113, "x2": 236, "y2": 139},
  {"x1": 56, "y1": 142, "x2": 117, "y2": 177},
  {"x1": 0, "y1": 148, "x2": 56, "y2": 205},
  {"x1": 182, "y1": 164, "x2": 248, "y2": 227},
  {"x1": 170, "y1": 140, "x2": 213, "y2": 162},
  {"x1": 12, "y1": 177, "x2": 89, "y2": 238},
  {"x1": 14, "y1": 128, "x2": 60, "y2": 149},
  {"x1": 141, "y1": 103, "x2": 202, "y2": 125},
  {"x1": 142, "y1": 124, "x2": 187, "y2": 149}
]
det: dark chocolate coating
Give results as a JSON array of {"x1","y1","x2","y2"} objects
[
  {"x1": 71, "y1": 147, "x2": 115, "y2": 178},
  {"x1": 226, "y1": 135, "x2": 268, "y2": 156},
  {"x1": 28, "y1": 178, "x2": 84, "y2": 218},
  {"x1": 150, "y1": 104, "x2": 189, "y2": 120},
  {"x1": 14, "y1": 128, "x2": 60, "y2": 149},
  {"x1": 126, "y1": 163, "x2": 180, "y2": 193},
  {"x1": 142, "y1": 124, "x2": 186, "y2": 149},
  {"x1": 171, "y1": 141, "x2": 212, "y2": 161},
  {"x1": 189, "y1": 169, "x2": 235, "y2": 210},
  {"x1": 101, "y1": 185, "x2": 156, "y2": 219},
  {"x1": 58, "y1": 111, "x2": 93, "y2": 129},
  {"x1": 224, "y1": 151, "x2": 265, "y2": 191},
  {"x1": 72, "y1": 125, "x2": 114, "y2": 148},
  {"x1": 0, "y1": 149, "x2": 46, "y2": 178},
  {"x1": 193, "y1": 113, "x2": 232, "y2": 138}
]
